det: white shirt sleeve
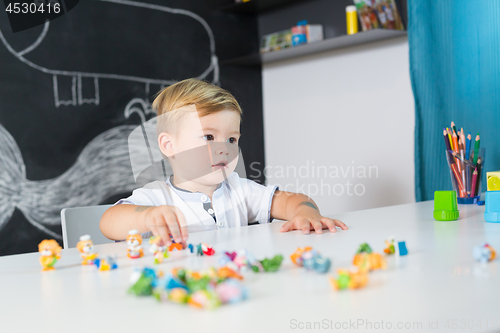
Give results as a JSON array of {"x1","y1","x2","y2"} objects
[{"x1": 230, "y1": 173, "x2": 278, "y2": 224}]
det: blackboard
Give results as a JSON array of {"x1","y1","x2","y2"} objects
[{"x1": 0, "y1": 0, "x2": 263, "y2": 255}]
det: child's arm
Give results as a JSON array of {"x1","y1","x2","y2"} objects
[
  {"x1": 100, "y1": 204, "x2": 188, "y2": 246},
  {"x1": 270, "y1": 190, "x2": 347, "y2": 234}
]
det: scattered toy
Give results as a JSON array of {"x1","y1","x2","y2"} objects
[
  {"x1": 38, "y1": 239, "x2": 62, "y2": 271},
  {"x1": 384, "y1": 237, "x2": 395, "y2": 255},
  {"x1": 252, "y1": 255, "x2": 284, "y2": 272},
  {"x1": 330, "y1": 268, "x2": 368, "y2": 290},
  {"x1": 356, "y1": 243, "x2": 373, "y2": 254},
  {"x1": 76, "y1": 235, "x2": 99, "y2": 265},
  {"x1": 473, "y1": 243, "x2": 496, "y2": 263},
  {"x1": 149, "y1": 236, "x2": 169, "y2": 264},
  {"x1": 95, "y1": 255, "x2": 118, "y2": 271},
  {"x1": 290, "y1": 247, "x2": 331, "y2": 273},
  {"x1": 353, "y1": 252, "x2": 386, "y2": 271},
  {"x1": 397, "y1": 241, "x2": 408, "y2": 256},
  {"x1": 127, "y1": 230, "x2": 144, "y2": 259},
  {"x1": 129, "y1": 266, "x2": 247, "y2": 309}
]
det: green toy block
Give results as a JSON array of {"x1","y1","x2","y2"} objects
[{"x1": 433, "y1": 191, "x2": 459, "y2": 221}]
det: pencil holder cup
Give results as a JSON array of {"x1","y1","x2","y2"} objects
[
  {"x1": 445, "y1": 148, "x2": 485, "y2": 204},
  {"x1": 433, "y1": 191, "x2": 459, "y2": 221},
  {"x1": 484, "y1": 191, "x2": 500, "y2": 223}
]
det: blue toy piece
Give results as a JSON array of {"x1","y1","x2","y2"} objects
[
  {"x1": 166, "y1": 276, "x2": 188, "y2": 291},
  {"x1": 188, "y1": 244, "x2": 194, "y2": 253},
  {"x1": 397, "y1": 241, "x2": 408, "y2": 256},
  {"x1": 484, "y1": 191, "x2": 500, "y2": 223}
]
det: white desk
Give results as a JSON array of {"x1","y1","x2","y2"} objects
[{"x1": 1, "y1": 201, "x2": 499, "y2": 333}]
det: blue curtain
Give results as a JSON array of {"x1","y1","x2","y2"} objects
[{"x1": 409, "y1": 1, "x2": 500, "y2": 201}]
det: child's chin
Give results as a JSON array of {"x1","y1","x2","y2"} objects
[{"x1": 201, "y1": 169, "x2": 232, "y2": 184}]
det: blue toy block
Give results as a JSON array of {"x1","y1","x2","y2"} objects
[
  {"x1": 398, "y1": 241, "x2": 408, "y2": 256},
  {"x1": 188, "y1": 244, "x2": 194, "y2": 253}
]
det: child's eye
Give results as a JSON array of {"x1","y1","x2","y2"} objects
[
  {"x1": 203, "y1": 134, "x2": 214, "y2": 141},
  {"x1": 228, "y1": 137, "x2": 238, "y2": 144}
]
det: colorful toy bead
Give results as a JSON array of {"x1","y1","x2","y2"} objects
[
  {"x1": 38, "y1": 239, "x2": 62, "y2": 271},
  {"x1": 473, "y1": 243, "x2": 496, "y2": 263}
]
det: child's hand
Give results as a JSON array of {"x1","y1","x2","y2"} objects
[
  {"x1": 279, "y1": 206, "x2": 347, "y2": 234},
  {"x1": 140, "y1": 205, "x2": 188, "y2": 247}
]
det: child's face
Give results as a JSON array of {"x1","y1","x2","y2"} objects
[{"x1": 163, "y1": 109, "x2": 241, "y2": 186}]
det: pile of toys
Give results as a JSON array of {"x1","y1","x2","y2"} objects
[
  {"x1": 290, "y1": 247, "x2": 331, "y2": 273},
  {"x1": 128, "y1": 266, "x2": 247, "y2": 310}
]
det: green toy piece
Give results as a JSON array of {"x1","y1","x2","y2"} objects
[
  {"x1": 356, "y1": 243, "x2": 372, "y2": 254},
  {"x1": 252, "y1": 254, "x2": 284, "y2": 272},
  {"x1": 433, "y1": 190, "x2": 459, "y2": 221},
  {"x1": 128, "y1": 274, "x2": 154, "y2": 296}
]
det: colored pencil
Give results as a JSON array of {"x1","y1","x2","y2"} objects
[
  {"x1": 451, "y1": 152, "x2": 475, "y2": 167},
  {"x1": 465, "y1": 133, "x2": 471, "y2": 160},
  {"x1": 471, "y1": 168, "x2": 478, "y2": 198},
  {"x1": 451, "y1": 163, "x2": 465, "y2": 196},
  {"x1": 473, "y1": 134, "x2": 480, "y2": 165},
  {"x1": 451, "y1": 121, "x2": 457, "y2": 136},
  {"x1": 447, "y1": 128, "x2": 453, "y2": 149},
  {"x1": 452, "y1": 132, "x2": 461, "y2": 173},
  {"x1": 475, "y1": 157, "x2": 483, "y2": 197},
  {"x1": 443, "y1": 128, "x2": 451, "y2": 151}
]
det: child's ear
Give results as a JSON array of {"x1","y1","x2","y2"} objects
[{"x1": 158, "y1": 132, "x2": 175, "y2": 157}]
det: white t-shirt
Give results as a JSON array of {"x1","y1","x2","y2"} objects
[{"x1": 115, "y1": 172, "x2": 279, "y2": 237}]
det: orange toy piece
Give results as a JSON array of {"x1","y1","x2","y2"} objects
[
  {"x1": 290, "y1": 246, "x2": 312, "y2": 266},
  {"x1": 218, "y1": 266, "x2": 243, "y2": 280},
  {"x1": 353, "y1": 252, "x2": 387, "y2": 272},
  {"x1": 126, "y1": 230, "x2": 144, "y2": 259},
  {"x1": 330, "y1": 268, "x2": 368, "y2": 290},
  {"x1": 38, "y1": 239, "x2": 62, "y2": 271},
  {"x1": 76, "y1": 235, "x2": 99, "y2": 265},
  {"x1": 168, "y1": 243, "x2": 182, "y2": 251}
]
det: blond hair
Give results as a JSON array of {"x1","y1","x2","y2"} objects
[{"x1": 152, "y1": 79, "x2": 242, "y2": 135}]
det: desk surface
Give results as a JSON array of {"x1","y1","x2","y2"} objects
[{"x1": 1, "y1": 201, "x2": 499, "y2": 333}]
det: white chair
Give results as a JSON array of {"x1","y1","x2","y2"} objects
[{"x1": 61, "y1": 205, "x2": 115, "y2": 249}]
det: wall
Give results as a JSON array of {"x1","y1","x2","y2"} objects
[{"x1": 260, "y1": 37, "x2": 415, "y2": 216}]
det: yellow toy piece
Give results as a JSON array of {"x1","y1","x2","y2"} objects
[{"x1": 38, "y1": 239, "x2": 62, "y2": 271}]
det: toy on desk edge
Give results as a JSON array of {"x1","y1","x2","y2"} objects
[
  {"x1": 38, "y1": 239, "x2": 62, "y2": 271},
  {"x1": 128, "y1": 266, "x2": 247, "y2": 309},
  {"x1": 290, "y1": 247, "x2": 331, "y2": 273},
  {"x1": 127, "y1": 230, "x2": 144, "y2": 259},
  {"x1": 76, "y1": 235, "x2": 99, "y2": 265},
  {"x1": 473, "y1": 243, "x2": 496, "y2": 263},
  {"x1": 149, "y1": 236, "x2": 169, "y2": 264}
]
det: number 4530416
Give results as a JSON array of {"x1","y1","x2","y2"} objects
[{"x1": 5, "y1": 2, "x2": 61, "y2": 14}]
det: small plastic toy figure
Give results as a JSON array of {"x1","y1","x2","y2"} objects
[
  {"x1": 38, "y1": 239, "x2": 62, "y2": 271},
  {"x1": 149, "y1": 236, "x2": 169, "y2": 264},
  {"x1": 397, "y1": 241, "x2": 408, "y2": 256},
  {"x1": 290, "y1": 247, "x2": 331, "y2": 273},
  {"x1": 76, "y1": 235, "x2": 99, "y2": 265},
  {"x1": 384, "y1": 237, "x2": 395, "y2": 255},
  {"x1": 353, "y1": 252, "x2": 386, "y2": 272},
  {"x1": 127, "y1": 229, "x2": 144, "y2": 259},
  {"x1": 95, "y1": 255, "x2": 118, "y2": 271},
  {"x1": 330, "y1": 268, "x2": 368, "y2": 290},
  {"x1": 356, "y1": 243, "x2": 373, "y2": 254},
  {"x1": 252, "y1": 254, "x2": 284, "y2": 272},
  {"x1": 473, "y1": 243, "x2": 496, "y2": 263},
  {"x1": 290, "y1": 246, "x2": 313, "y2": 266}
]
